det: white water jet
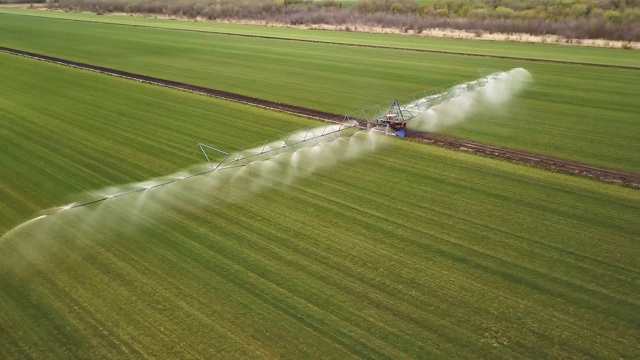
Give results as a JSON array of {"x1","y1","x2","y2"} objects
[
  {"x1": 3, "y1": 68, "x2": 528, "y2": 241},
  {"x1": 1, "y1": 123, "x2": 388, "y2": 243},
  {"x1": 409, "y1": 68, "x2": 532, "y2": 132}
]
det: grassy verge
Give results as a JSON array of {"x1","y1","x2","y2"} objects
[{"x1": 2, "y1": 49, "x2": 640, "y2": 359}]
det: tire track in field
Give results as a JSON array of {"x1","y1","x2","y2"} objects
[
  {"x1": 2, "y1": 46, "x2": 639, "y2": 189},
  {"x1": 3, "y1": 12, "x2": 639, "y2": 71}
]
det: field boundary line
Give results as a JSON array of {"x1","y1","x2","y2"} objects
[
  {"x1": 2, "y1": 12, "x2": 639, "y2": 71},
  {"x1": 2, "y1": 46, "x2": 639, "y2": 189}
]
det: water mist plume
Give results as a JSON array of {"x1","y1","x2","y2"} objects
[
  {"x1": 409, "y1": 68, "x2": 532, "y2": 132},
  {"x1": 1, "y1": 125, "x2": 387, "y2": 242},
  {"x1": 2, "y1": 69, "x2": 531, "y2": 242}
]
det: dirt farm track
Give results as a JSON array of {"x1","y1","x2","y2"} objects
[{"x1": 3, "y1": 46, "x2": 639, "y2": 189}]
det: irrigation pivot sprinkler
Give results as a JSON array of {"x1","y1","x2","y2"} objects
[
  {"x1": 212, "y1": 123, "x2": 362, "y2": 169},
  {"x1": 198, "y1": 143, "x2": 230, "y2": 171},
  {"x1": 27, "y1": 68, "x2": 522, "y2": 221},
  {"x1": 38, "y1": 144, "x2": 234, "y2": 217},
  {"x1": 374, "y1": 99, "x2": 419, "y2": 138},
  {"x1": 359, "y1": 68, "x2": 509, "y2": 137}
]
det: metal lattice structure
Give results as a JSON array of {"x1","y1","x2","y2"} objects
[
  {"x1": 197, "y1": 70, "x2": 506, "y2": 166},
  {"x1": 199, "y1": 122, "x2": 362, "y2": 170},
  {"x1": 42, "y1": 69, "x2": 506, "y2": 217},
  {"x1": 332, "y1": 69, "x2": 504, "y2": 137}
]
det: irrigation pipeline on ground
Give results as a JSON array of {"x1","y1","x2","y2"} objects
[{"x1": 2, "y1": 47, "x2": 639, "y2": 190}]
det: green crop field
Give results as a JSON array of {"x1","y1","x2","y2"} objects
[
  {"x1": 3, "y1": 9, "x2": 638, "y2": 68},
  {"x1": 1, "y1": 12, "x2": 639, "y2": 173},
  {"x1": 2, "y1": 46, "x2": 640, "y2": 358},
  {"x1": 0, "y1": 52, "x2": 316, "y2": 233}
]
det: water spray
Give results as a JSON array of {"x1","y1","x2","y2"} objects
[
  {"x1": 342, "y1": 68, "x2": 532, "y2": 136},
  {"x1": 406, "y1": 68, "x2": 532, "y2": 132},
  {"x1": 3, "y1": 68, "x2": 530, "y2": 238},
  {"x1": 23, "y1": 122, "x2": 366, "y2": 222}
]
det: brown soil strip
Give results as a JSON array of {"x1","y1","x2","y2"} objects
[
  {"x1": 0, "y1": 46, "x2": 337, "y2": 120},
  {"x1": 2, "y1": 46, "x2": 639, "y2": 189},
  {"x1": 408, "y1": 133, "x2": 640, "y2": 189},
  {"x1": 3, "y1": 12, "x2": 639, "y2": 71}
]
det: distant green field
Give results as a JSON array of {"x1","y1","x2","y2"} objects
[
  {"x1": 2, "y1": 48, "x2": 640, "y2": 359},
  {"x1": 2, "y1": 9, "x2": 639, "y2": 68},
  {"x1": 1, "y1": 13, "x2": 639, "y2": 173}
]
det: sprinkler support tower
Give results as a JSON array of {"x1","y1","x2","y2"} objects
[{"x1": 197, "y1": 143, "x2": 229, "y2": 171}]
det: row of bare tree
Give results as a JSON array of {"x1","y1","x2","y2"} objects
[{"x1": 39, "y1": 0, "x2": 640, "y2": 41}]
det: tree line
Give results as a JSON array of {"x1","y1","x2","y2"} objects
[{"x1": 38, "y1": 0, "x2": 640, "y2": 41}]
